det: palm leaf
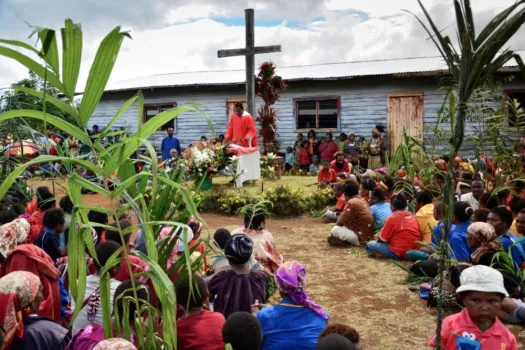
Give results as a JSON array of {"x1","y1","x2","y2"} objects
[{"x1": 61, "y1": 19, "x2": 83, "y2": 101}]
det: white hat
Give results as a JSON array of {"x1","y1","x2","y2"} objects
[{"x1": 456, "y1": 265, "x2": 509, "y2": 297}]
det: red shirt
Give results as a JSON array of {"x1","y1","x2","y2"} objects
[
  {"x1": 318, "y1": 168, "x2": 336, "y2": 185},
  {"x1": 114, "y1": 254, "x2": 147, "y2": 282},
  {"x1": 336, "y1": 194, "x2": 346, "y2": 211},
  {"x1": 176, "y1": 310, "x2": 225, "y2": 350},
  {"x1": 428, "y1": 309, "x2": 518, "y2": 350},
  {"x1": 28, "y1": 210, "x2": 44, "y2": 244},
  {"x1": 318, "y1": 141, "x2": 339, "y2": 161},
  {"x1": 378, "y1": 210, "x2": 421, "y2": 259},
  {"x1": 299, "y1": 148, "x2": 310, "y2": 165},
  {"x1": 330, "y1": 159, "x2": 350, "y2": 174}
]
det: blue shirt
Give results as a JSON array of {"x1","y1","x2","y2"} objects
[
  {"x1": 34, "y1": 228, "x2": 62, "y2": 262},
  {"x1": 257, "y1": 297, "x2": 327, "y2": 350},
  {"x1": 498, "y1": 233, "x2": 522, "y2": 265},
  {"x1": 285, "y1": 152, "x2": 294, "y2": 166},
  {"x1": 161, "y1": 136, "x2": 181, "y2": 160},
  {"x1": 449, "y1": 221, "x2": 475, "y2": 262},
  {"x1": 370, "y1": 201, "x2": 392, "y2": 230},
  {"x1": 431, "y1": 221, "x2": 456, "y2": 246}
]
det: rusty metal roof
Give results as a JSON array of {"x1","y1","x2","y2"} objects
[{"x1": 103, "y1": 53, "x2": 524, "y2": 93}]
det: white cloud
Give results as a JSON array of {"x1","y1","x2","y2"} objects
[{"x1": 1, "y1": 0, "x2": 524, "y2": 92}]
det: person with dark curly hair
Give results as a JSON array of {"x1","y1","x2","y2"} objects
[
  {"x1": 318, "y1": 323, "x2": 362, "y2": 349},
  {"x1": 222, "y1": 312, "x2": 263, "y2": 350}
]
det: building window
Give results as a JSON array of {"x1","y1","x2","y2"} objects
[
  {"x1": 504, "y1": 91, "x2": 525, "y2": 127},
  {"x1": 294, "y1": 97, "x2": 340, "y2": 130},
  {"x1": 143, "y1": 103, "x2": 177, "y2": 131}
]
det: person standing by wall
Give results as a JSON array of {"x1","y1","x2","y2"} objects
[{"x1": 161, "y1": 127, "x2": 181, "y2": 161}]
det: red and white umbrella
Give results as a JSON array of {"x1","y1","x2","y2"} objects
[{"x1": 5, "y1": 141, "x2": 41, "y2": 157}]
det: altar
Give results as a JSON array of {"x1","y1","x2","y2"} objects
[{"x1": 227, "y1": 145, "x2": 261, "y2": 188}]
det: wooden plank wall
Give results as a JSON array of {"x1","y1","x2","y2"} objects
[{"x1": 90, "y1": 75, "x2": 525, "y2": 155}]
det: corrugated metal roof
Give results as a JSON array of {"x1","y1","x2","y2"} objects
[{"x1": 104, "y1": 53, "x2": 525, "y2": 93}]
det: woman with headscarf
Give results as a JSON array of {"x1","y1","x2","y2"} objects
[
  {"x1": 208, "y1": 235, "x2": 270, "y2": 318},
  {"x1": 0, "y1": 218, "x2": 30, "y2": 262},
  {"x1": 93, "y1": 339, "x2": 137, "y2": 350},
  {"x1": 0, "y1": 271, "x2": 70, "y2": 350},
  {"x1": 254, "y1": 261, "x2": 328, "y2": 350},
  {"x1": 232, "y1": 209, "x2": 283, "y2": 274},
  {"x1": 368, "y1": 125, "x2": 385, "y2": 170},
  {"x1": 0, "y1": 244, "x2": 62, "y2": 324}
]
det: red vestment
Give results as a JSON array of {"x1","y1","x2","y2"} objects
[{"x1": 225, "y1": 112, "x2": 258, "y2": 147}]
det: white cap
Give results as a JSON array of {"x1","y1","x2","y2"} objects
[{"x1": 456, "y1": 265, "x2": 509, "y2": 297}]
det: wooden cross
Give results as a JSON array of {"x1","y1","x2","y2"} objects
[{"x1": 218, "y1": 8, "x2": 282, "y2": 116}]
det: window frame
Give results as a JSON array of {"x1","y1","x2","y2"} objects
[
  {"x1": 293, "y1": 96, "x2": 341, "y2": 132},
  {"x1": 143, "y1": 102, "x2": 178, "y2": 132},
  {"x1": 503, "y1": 89, "x2": 525, "y2": 129}
]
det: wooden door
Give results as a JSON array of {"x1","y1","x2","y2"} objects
[
  {"x1": 387, "y1": 93, "x2": 424, "y2": 152},
  {"x1": 227, "y1": 99, "x2": 247, "y2": 121}
]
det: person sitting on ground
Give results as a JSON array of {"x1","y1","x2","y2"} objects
[
  {"x1": 165, "y1": 148, "x2": 180, "y2": 171},
  {"x1": 28, "y1": 190, "x2": 55, "y2": 244},
  {"x1": 92, "y1": 339, "x2": 137, "y2": 350},
  {"x1": 254, "y1": 261, "x2": 328, "y2": 350},
  {"x1": 369, "y1": 188, "x2": 392, "y2": 230},
  {"x1": 26, "y1": 186, "x2": 50, "y2": 216},
  {"x1": 68, "y1": 280, "x2": 149, "y2": 349},
  {"x1": 331, "y1": 152, "x2": 351, "y2": 178},
  {"x1": 87, "y1": 210, "x2": 108, "y2": 245},
  {"x1": 428, "y1": 265, "x2": 518, "y2": 350},
  {"x1": 309, "y1": 155, "x2": 320, "y2": 175},
  {"x1": 176, "y1": 273, "x2": 225, "y2": 350},
  {"x1": 322, "y1": 184, "x2": 346, "y2": 222},
  {"x1": 0, "y1": 218, "x2": 30, "y2": 263},
  {"x1": 318, "y1": 323, "x2": 362, "y2": 350},
  {"x1": 486, "y1": 207, "x2": 522, "y2": 266},
  {"x1": 0, "y1": 244, "x2": 62, "y2": 323},
  {"x1": 0, "y1": 201, "x2": 20, "y2": 224},
  {"x1": 34, "y1": 208, "x2": 65, "y2": 262},
  {"x1": 508, "y1": 198, "x2": 525, "y2": 236},
  {"x1": 71, "y1": 241, "x2": 122, "y2": 335},
  {"x1": 284, "y1": 147, "x2": 294, "y2": 171},
  {"x1": 316, "y1": 334, "x2": 356, "y2": 350},
  {"x1": 365, "y1": 193, "x2": 421, "y2": 260},
  {"x1": 413, "y1": 191, "x2": 438, "y2": 244},
  {"x1": 222, "y1": 312, "x2": 263, "y2": 350},
  {"x1": 329, "y1": 182, "x2": 374, "y2": 247},
  {"x1": 318, "y1": 158, "x2": 337, "y2": 189},
  {"x1": 187, "y1": 217, "x2": 208, "y2": 272},
  {"x1": 471, "y1": 208, "x2": 489, "y2": 223},
  {"x1": 460, "y1": 179, "x2": 484, "y2": 210},
  {"x1": 479, "y1": 191, "x2": 499, "y2": 210},
  {"x1": 299, "y1": 141, "x2": 311, "y2": 172},
  {"x1": 231, "y1": 208, "x2": 283, "y2": 274},
  {"x1": 208, "y1": 235, "x2": 269, "y2": 318},
  {"x1": 105, "y1": 220, "x2": 147, "y2": 282},
  {"x1": 58, "y1": 195, "x2": 73, "y2": 248},
  {"x1": 497, "y1": 189, "x2": 510, "y2": 208},
  {"x1": 0, "y1": 271, "x2": 70, "y2": 350},
  {"x1": 446, "y1": 201, "x2": 475, "y2": 262}
]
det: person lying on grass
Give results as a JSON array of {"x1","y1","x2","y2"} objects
[{"x1": 428, "y1": 265, "x2": 518, "y2": 350}]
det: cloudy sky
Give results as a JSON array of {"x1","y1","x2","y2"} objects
[{"x1": 0, "y1": 0, "x2": 524, "y2": 91}]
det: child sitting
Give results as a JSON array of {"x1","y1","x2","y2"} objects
[
  {"x1": 319, "y1": 323, "x2": 362, "y2": 350},
  {"x1": 165, "y1": 148, "x2": 179, "y2": 171},
  {"x1": 322, "y1": 184, "x2": 346, "y2": 222},
  {"x1": 34, "y1": 208, "x2": 65, "y2": 262},
  {"x1": 318, "y1": 158, "x2": 337, "y2": 189},
  {"x1": 222, "y1": 312, "x2": 263, "y2": 350},
  {"x1": 176, "y1": 273, "x2": 225, "y2": 350},
  {"x1": 309, "y1": 155, "x2": 320, "y2": 175},
  {"x1": 299, "y1": 141, "x2": 311, "y2": 172},
  {"x1": 429, "y1": 265, "x2": 518, "y2": 349},
  {"x1": 284, "y1": 147, "x2": 294, "y2": 171}
]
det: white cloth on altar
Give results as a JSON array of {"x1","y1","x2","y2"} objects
[{"x1": 232, "y1": 146, "x2": 261, "y2": 188}]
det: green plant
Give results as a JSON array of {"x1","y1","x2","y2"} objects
[
  {"x1": 409, "y1": 1, "x2": 525, "y2": 347},
  {"x1": 0, "y1": 20, "x2": 213, "y2": 348}
]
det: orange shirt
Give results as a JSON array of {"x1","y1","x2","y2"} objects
[
  {"x1": 318, "y1": 168, "x2": 336, "y2": 184},
  {"x1": 299, "y1": 148, "x2": 310, "y2": 165},
  {"x1": 336, "y1": 194, "x2": 346, "y2": 211},
  {"x1": 379, "y1": 210, "x2": 422, "y2": 259},
  {"x1": 224, "y1": 112, "x2": 258, "y2": 147}
]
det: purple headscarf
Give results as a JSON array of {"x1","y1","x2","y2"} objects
[{"x1": 276, "y1": 261, "x2": 328, "y2": 319}]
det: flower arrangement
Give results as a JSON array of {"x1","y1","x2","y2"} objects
[{"x1": 182, "y1": 141, "x2": 227, "y2": 180}]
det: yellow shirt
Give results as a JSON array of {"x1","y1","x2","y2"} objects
[
  {"x1": 416, "y1": 204, "x2": 439, "y2": 243},
  {"x1": 509, "y1": 219, "x2": 521, "y2": 237}
]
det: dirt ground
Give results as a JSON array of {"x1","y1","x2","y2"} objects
[{"x1": 28, "y1": 180, "x2": 525, "y2": 349}]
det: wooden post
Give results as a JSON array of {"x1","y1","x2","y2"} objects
[{"x1": 245, "y1": 9, "x2": 255, "y2": 116}]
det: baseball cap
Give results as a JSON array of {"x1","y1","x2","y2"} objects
[{"x1": 456, "y1": 265, "x2": 508, "y2": 297}]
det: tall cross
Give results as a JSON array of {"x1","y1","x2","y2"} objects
[{"x1": 218, "y1": 8, "x2": 281, "y2": 116}]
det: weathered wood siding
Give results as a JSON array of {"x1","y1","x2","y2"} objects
[{"x1": 91, "y1": 75, "x2": 525, "y2": 154}]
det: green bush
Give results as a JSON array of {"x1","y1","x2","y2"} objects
[{"x1": 199, "y1": 184, "x2": 336, "y2": 217}]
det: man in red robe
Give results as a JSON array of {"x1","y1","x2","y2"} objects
[{"x1": 224, "y1": 103, "x2": 258, "y2": 148}]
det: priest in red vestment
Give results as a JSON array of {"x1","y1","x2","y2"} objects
[{"x1": 224, "y1": 103, "x2": 258, "y2": 148}]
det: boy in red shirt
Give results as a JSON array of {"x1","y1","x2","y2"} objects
[
  {"x1": 322, "y1": 184, "x2": 346, "y2": 222},
  {"x1": 299, "y1": 141, "x2": 311, "y2": 172},
  {"x1": 176, "y1": 273, "x2": 225, "y2": 350},
  {"x1": 318, "y1": 158, "x2": 337, "y2": 189},
  {"x1": 28, "y1": 191, "x2": 56, "y2": 244},
  {"x1": 428, "y1": 265, "x2": 517, "y2": 349}
]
